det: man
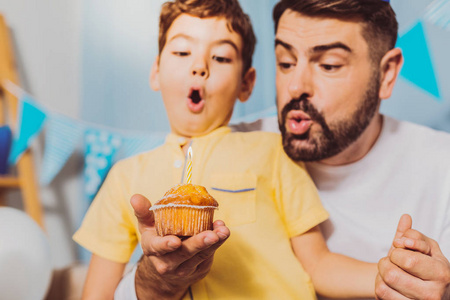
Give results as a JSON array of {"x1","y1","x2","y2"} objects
[
  {"x1": 120, "y1": 0, "x2": 450, "y2": 299},
  {"x1": 269, "y1": 0, "x2": 450, "y2": 298}
]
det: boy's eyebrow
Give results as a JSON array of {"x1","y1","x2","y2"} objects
[
  {"x1": 168, "y1": 34, "x2": 239, "y2": 53},
  {"x1": 168, "y1": 33, "x2": 193, "y2": 43},
  {"x1": 213, "y1": 39, "x2": 239, "y2": 53},
  {"x1": 275, "y1": 38, "x2": 352, "y2": 55}
]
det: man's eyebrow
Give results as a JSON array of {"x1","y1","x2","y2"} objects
[
  {"x1": 310, "y1": 42, "x2": 352, "y2": 54},
  {"x1": 275, "y1": 38, "x2": 293, "y2": 51},
  {"x1": 274, "y1": 39, "x2": 351, "y2": 56}
]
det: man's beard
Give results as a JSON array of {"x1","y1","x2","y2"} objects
[{"x1": 278, "y1": 72, "x2": 381, "y2": 162}]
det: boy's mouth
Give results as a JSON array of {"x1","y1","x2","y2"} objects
[
  {"x1": 187, "y1": 88, "x2": 205, "y2": 113},
  {"x1": 190, "y1": 90, "x2": 202, "y2": 104}
]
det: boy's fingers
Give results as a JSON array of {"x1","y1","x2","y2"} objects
[
  {"x1": 130, "y1": 194, "x2": 155, "y2": 231},
  {"x1": 389, "y1": 214, "x2": 412, "y2": 255}
]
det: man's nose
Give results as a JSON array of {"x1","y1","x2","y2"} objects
[
  {"x1": 288, "y1": 63, "x2": 313, "y2": 99},
  {"x1": 191, "y1": 57, "x2": 209, "y2": 78}
]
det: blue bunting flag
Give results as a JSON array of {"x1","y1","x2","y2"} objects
[
  {"x1": 397, "y1": 21, "x2": 441, "y2": 100},
  {"x1": 40, "y1": 114, "x2": 85, "y2": 185},
  {"x1": 84, "y1": 129, "x2": 122, "y2": 201},
  {"x1": 116, "y1": 133, "x2": 166, "y2": 160},
  {"x1": 8, "y1": 95, "x2": 47, "y2": 164}
]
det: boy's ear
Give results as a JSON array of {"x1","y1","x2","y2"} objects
[
  {"x1": 149, "y1": 56, "x2": 160, "y2": 91},
  {"x1": 238, "y1": 67, "x2": 256, "y2": 103},
  {"x1": 378, "y1": 48, "x2": 403, "y2": 100}
]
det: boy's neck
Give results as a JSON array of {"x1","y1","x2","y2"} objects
[{"x1": 171, "y1": 125, "x2": 232, "y2": 154}]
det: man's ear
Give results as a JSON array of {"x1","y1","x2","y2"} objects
[
  {"x1": 238, "y1": 67, "x2": 256, "y2": 103},
  {"x1": 378, "y1": 48, "x2": 403, "y2": 100},
  {"x1": 149, "y1": 56, "x2": 160, "y2": 91}
]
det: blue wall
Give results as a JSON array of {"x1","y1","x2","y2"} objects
[
  {"x1": 82, "y1": 0, "x2": 450, "y2": 133},
  {"x1": 381, "y1": 0, "x2": 450, "y2": 132}
]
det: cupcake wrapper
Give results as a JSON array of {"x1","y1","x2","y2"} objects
[{"x1": 153, "y1": 206, "x2": 216, "y2": 236}]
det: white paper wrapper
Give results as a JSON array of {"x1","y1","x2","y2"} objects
[{"x1": 151, "y1": 205, "x2": 217, "y2": 236}]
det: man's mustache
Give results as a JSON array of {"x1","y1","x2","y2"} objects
[{"x1": 281, "y1": 95, "x2": 315, "y2": 119}]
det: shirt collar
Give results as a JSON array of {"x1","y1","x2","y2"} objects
[{"x1": 165, "y1": 126, "x2": 232, "y2": 147}]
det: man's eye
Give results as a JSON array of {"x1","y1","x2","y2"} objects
[
  {"x1": 278, "y1": 62, "x2": 294, "y2": 70},
  {"x1": 321, "y1": 64, "x2": 342, "y2": 72},
  {"x1": 173, "y1": 51, "x2": 190, "y2": 56},
  {"x1": 212, "y1": 55, "x2": 232, "y2": 63}
]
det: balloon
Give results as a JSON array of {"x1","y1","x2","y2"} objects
[{"x1": 0, "y1": 207, "x2": 52, "y2": 300}]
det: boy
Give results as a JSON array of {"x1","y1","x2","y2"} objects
[{"x1": 74, "y1": 0, "x2": 378, "y2": 299}]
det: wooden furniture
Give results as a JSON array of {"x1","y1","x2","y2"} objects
[{"x1": 0, "y1": 14, "x2": 45, "y2": 229}]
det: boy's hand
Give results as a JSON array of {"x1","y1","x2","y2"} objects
[
  {"x1": 130, "y1": 194, "x2": 230, "y2": 300},
  {"x1": 375, "y1": 214, "x2": 450, "y2": 299}
]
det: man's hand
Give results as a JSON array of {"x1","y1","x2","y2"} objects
[
  {"x1": 376, "y1": 214, "x2": 450, "y2": 299},
  {"x1": 130, "y1": 194, "x2": 230, "y2": 300}
]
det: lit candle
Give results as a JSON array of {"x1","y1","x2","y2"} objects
[{"x1": 186, "y1": 146, "x2": 193, "y2": 184}]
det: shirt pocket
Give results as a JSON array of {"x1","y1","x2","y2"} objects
[{"x1": 208, "y1": 173, "x2": 257, "y2": 227}]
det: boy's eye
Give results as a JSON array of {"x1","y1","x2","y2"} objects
[
  {"x1": 212, "y1": 55, "x2": 232, "y2": 63},
  {"x1": 173, "y1": 51, "x2": 190, "y2": 56},
  {"x1": 320, "y1": 64, "x2": 342, "y2": 72}
]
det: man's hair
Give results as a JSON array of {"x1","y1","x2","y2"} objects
[
  {"x1": 273, "y1": 0, "x2": 398, "y2": 64},
  {"x1": 159, "y1": 0, "x2": 256, "y2": 75}
]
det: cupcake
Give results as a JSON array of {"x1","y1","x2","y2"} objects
[{"x1": 150, "y1": 184, "x2": 218, "y2": 237}]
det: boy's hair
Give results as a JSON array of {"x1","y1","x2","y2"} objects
[
  {"x1": 159, "y1": 0, "x2": 256, "y2": 75},
  {"x1": 273, "y1": 0, "x2": 398, "y2": 64}
]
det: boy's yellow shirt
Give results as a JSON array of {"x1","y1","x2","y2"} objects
[{"x1": 74, "y1": 127, "x2": 328, "y2": 299}]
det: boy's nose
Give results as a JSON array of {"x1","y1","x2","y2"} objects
[
  {"x1": 192, "y1": 69, "x2": 207, "y2": 77},
  {"x1": 191, "y1": 60, "x2": 209, "y2": 78}
]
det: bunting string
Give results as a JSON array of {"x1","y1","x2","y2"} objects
[
  {"x1": 424, "y1": 0, "x2": 450, "y2": 31},
  {"x1": 1, "y1": 80, "x2": 167, "y2": 202}
]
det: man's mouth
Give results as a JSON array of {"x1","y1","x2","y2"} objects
[
  {"x1": 187, "y1": 88, "x2": 205, "y2": 113},
  {"x1": 286, "y1": 110, "x2": 313, "y2": 136}
]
